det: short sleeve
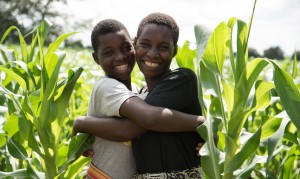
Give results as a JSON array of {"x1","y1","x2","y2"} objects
[{"x1": 88, "y1": 77, "x2": 137, "y2": 117}]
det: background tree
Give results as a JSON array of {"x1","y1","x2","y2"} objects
[
  {"x1": 0, "y1": 0, "x2": 67, "y2": 44},
  {"x1": 248, "y1": 47, "x2": 261, "y2": 58},
  {"x1": 263, "y1": 46, "x2": 285, "y2": 60}
]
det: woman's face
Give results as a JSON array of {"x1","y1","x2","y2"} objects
[
  {"x1": 93, "y1": 30, "x2": 135, "y2": 82},
  {"x1": 135, "y1": 24, "x2": 176, "y2": 79}
]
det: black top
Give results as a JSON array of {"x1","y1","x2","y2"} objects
[{"x1": 133, "y1": 68, "x2": 203, "y2": 173}]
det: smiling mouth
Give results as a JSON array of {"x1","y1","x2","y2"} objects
[
  {"x1": 115, "y1": 64, "x2": 128, "y2": 71},
  {"x1": 144, "y1": 61, "x2": 159, "y2": 68}
]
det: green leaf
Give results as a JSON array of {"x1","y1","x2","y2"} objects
[
  {"x1": 45, "y1": 32, "x2": 77, "y2": 56},
  {"x1": 194, "y1": 24, "x2": 211, "y2": 60},
  {"x1": 61, "y1": 156, "x2": 90, "y2": 178},
  {"x1": 270, "y1": 60, "x2": 300, "y2": 131},
  {"x1": 227, "y1": 17, "x2": 237, "y2": 77},
  {"x1": 199, "y1": 61, "x2": 218, "y2": 97},
  {"x1": 176, "y1": 41, "x2": 196, "y2": 71},
  {"x1": 0, "y1": 26, "x2": 28, "y2": 62},
  {"x1": 18, "y1": 115, "x2": 32, "y2": 140},
  {"x1": 198, "y1": 107, "x2": 222, "y2": 179},
  {"x1": 251, "y1": 80, "x2": 274, "y2": 110},
  {"x1": 0, "y1": 65, "x2": 27, "y2": 90},
  {"x1": 266, "y1": 114, "x2": 290, "y2": 177},
  {"x1": 261, "y1": 117, "x2": 282, "y2": 139},
  {"x1": 234, "y1": 155, "x2": 266, "y2": 179},
  {"x1": 225, "y1": 128, "x2": 261, "y2": 173},
  {"x1": 58, "y1": 133, "x2": 93, "y2": 174},
  {"x1": 235, "y1": 20, "x2": 248, "y2": 83},
  {"x1": 3, "y1": 113, "x2": 19, "y2": 138},
  {"x1": 235, "y1": 58, "x2": 269, "y2": 101},
  {"x1": 0, "y1": 133, "x2": 6, "y2": 148},
  {"x1": 202, "y1": 22, "x2": 230, "y2": 75},
  {"x1": 56, "y1": 67, "x2": 83, "y2": 126},
  {"x1": 0, "y1": 169, "x2": 28, "y2": 178},
  {"x1": 7, "y1": 137, "x2": 28, "y2": 160}
]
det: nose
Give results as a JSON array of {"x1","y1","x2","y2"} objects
[
  {"x1": 147, "y1": 47, "x2": 159, "y2": 58},
  {"x1": 115, "y1": 51, "x2": 127, "y2": 61}
]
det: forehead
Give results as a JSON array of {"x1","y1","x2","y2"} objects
[
  {"x1": 139, "y1": 24, "x2": 172, "y2": 41},
  {"x1": 97, "y1": 30, "x2": 132, "y2": 48}
]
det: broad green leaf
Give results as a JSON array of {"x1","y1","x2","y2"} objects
[
  {"x1": 234, "y1": 155, "x2": 266, "y2": 179},
  {"x1": 198, "y1": 107, "x2": 222, "y2": 179},
  {"x1": 236, "y1": 58, "x2": 269, "y2": 101},
  {"x1": 283, "y1": 131, "x2": 299, "y2": 145},
  {"x1": 0, "y1": 133, "x2": 6, "y2": 147},
  {"x1": 225, "y1": 128, "x2": 261, "y2": 173},
  {"x1": 61, "y1": 156, "x2": 90, "y2": 178},
  {"x1": 58, "y1": 133, "x2": 93, "y2": 174},
  {"x1": 194, "y1": 24, "x2": 211, "y2": 61},
  {"x1": 176, "y1": 41, "x2": 196, "y2": 71},
  {"x1": 281, "y1": 146, "x2": 300, "y2": 179},
  {"x1": 223, "y1": 81, "x2": 242, "y2": 120},
  {"x1": 199, "y1": 61, "x2": 218, "y2": 97},
  {"x1": 18, "y1": 115, "x2": 32, "y2": 140},
  {"x1": 7, "y1": 137, "x2": 28, "y2": 160},
  {"x1": 235, "y1": 20, "x2": 248, "y2": 83},
  {"x1": 251, "y1": 80, "x2": 274, "y2": 110},
  {"x1": 28, "y1": 126, "x2": 44, "y2": 157},
  {"x1": 3, "y1": 113, "x2": 19, "y2": 137},
  {"x1": 45, "y1": 32, "x2": 77, "y2": 56},
  {"x1": 56, "y1": 67, "x2": 83, "y2": 126},
  {"x1": 261, "y1": 117, "x2": 282, "y2": 139},
  {"x1": 270, "y1": 60, "x2": 300, "y2": 131},
  {"x1": 227, "y1": 17, "x2": 237, "y2": 77},
  {"x1": 0, "y1": 26, "x2": 28, "y2": 62},
  {"x1": 0, "y1": 65, "x2": 27, "y2": 90},
  {"x1": 202, "y1": 22, "x2": 230, "y2": 75}
]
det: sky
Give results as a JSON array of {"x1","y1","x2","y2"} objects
[{"x1": 59, "y1": 0, "x2": 300, "y2": 56}]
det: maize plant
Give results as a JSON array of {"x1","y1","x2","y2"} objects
[
  {"x1": 177, "y1": 0, "x2": 300, "y2": 178},
  {"x1": 0, "y1": 19, "x2": 92, "y2": 178}
]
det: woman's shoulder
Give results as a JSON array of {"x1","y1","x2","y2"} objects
[
  {"x1": 167, "y1": 67, "x2": 197, "y2": 80},
  {"x1": 172, "y1": 67, "x2": 195, "y2": 75}
]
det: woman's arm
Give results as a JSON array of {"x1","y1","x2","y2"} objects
[
  {"x1": 119, "y1": 96, "x2": 205, "y2": 132},
  {"x1": 73, "y1": 116, "x2": 146, "y2": 142},
  {"x1": 72, "y1": 97, "x2": 204, "y2": 142}
]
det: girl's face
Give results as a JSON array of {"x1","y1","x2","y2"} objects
[
  {"x1": 135, "y1": 24, "x2": 176, "y2": 80},
  {"x1": 93, "y1": 30, "x2": 135, "y2": 82}
]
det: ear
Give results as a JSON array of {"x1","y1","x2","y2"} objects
[
  {"x1": 92, "y1": 52, "x2": 101, "y2": 65},
  {"x1": 172, "y1": 45, "x2": 178, "y2": 58}
]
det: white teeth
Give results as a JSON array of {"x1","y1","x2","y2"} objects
[
  {"x1": 115, "y1": 64, "x2": 128, "y2": 71},
  {"x1": 145, "y1": 61, "x2": 159, "y2": 68}
]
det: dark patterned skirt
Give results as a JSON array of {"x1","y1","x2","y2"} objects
[{"x1": 131, "y1": 167, "x2": 204, "y2": 179}]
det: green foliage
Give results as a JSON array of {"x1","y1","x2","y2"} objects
[
  {"x1": 177, "y1": 0, "x2": 299, "y2": 178},
  {"x1": 0, "y1": 20, "x2": 91, "y2": 178}
]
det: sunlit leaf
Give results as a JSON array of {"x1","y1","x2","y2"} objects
[
  {"x1": 202, "y1": 22, "x2": 230, "y2": 75},
  {"x1": 0, "y1": 65, "x2": 27, "y2": 90},
  {"x1": 270, "y1": 60, "x2": 300, "y2": 131}
]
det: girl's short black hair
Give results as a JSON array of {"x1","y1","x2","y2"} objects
[
  {"x1": 136, "y1": 12, "x2": 179, "y2": 46},
  {"x1": 91, "y1": 19, "x2": 130, "y2": 52}
]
